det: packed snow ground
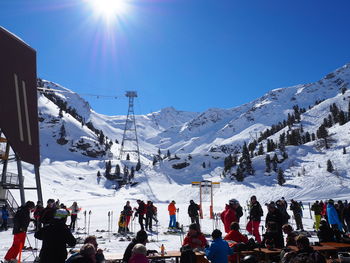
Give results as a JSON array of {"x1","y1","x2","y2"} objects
[{"x1": 0, "y1": 157, "x2": 348, "y2": 261}]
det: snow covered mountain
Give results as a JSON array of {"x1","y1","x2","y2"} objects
[{"x1": 35, "y1": 63, "x2": 350, "y2": 181}]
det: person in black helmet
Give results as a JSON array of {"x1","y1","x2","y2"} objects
[{"x1": 4, "y1": 201, "x2": 35, "y2": 262}]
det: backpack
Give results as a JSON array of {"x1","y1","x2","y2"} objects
[{"x1": 180, "y1": 245, "x2": 197, "y2": 263}]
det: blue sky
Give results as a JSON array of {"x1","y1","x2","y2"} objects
[{"x1": 1, "y1": 0, "x2": 350, "y2": 115}]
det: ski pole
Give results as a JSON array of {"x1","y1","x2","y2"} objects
[
  {"x1": 26, "y1": 235, "x2": 37, "y2": 259},
  {"x1": 111, "y1": 211, "x2": 114, "y2": 233},
  {"x1": 84, "y1": 210, "x2": 87, "y2": 232},
  {"x1": 88, "y1": 210, "x2": 92, "y2": 235},
  {"x1": 108, "y1": 211, "x2": 110, "y2": 232}
]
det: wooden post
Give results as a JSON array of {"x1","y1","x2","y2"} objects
[{"x1": 210, "y1": 183, "x2": 214, "y2": 219}]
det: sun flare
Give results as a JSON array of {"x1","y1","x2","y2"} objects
[{"x1": 89, "y1": 0, "x2": 129, "y2": 20}]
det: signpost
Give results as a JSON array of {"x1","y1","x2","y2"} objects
[{"x1": 192, "y1": 180, "x2": 220, "y2": 219}]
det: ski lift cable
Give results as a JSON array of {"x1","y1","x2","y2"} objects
[{"x1": 37, "y1": 87, "x2": 118, "y2": 99}]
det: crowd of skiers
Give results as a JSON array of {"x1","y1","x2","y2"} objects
[
  {"x1": 118, "y1": 200, "x2": 158, "y2": 233},
  {"x1": 2, "y1": 196, "x2": 350, "y2": 263}
]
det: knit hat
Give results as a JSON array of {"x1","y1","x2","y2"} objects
[{"x1": 54, "y1": 209, "x2": 69, "y2": 220}]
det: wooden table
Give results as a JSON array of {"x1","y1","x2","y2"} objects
[
  {"x1": 105, "y1": 251, "x2": 208, "y2": 263},
  {"x1": 322, "y1": 242, "x2": 350, "y2": 250}
]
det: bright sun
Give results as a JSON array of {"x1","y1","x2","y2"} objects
[{"x1": 89, "y1": 0, "x2": 129, "y2": 20}]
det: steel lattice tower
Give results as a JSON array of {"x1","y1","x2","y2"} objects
[{"x1": 119, "y1": 91, "x2": 140, "y2": 161}]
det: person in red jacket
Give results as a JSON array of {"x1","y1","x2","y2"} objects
[
  {"x1": 221, "y1": 199, "x2": 238, "y2": 233},
  {"x1": 183, "y1": 223, "x2": 208, "y2": 250},
  {"x1": 224, "y1": 222, "x2": 248, "y2": 244}
]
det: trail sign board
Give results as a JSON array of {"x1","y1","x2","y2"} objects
[{"x1": 0, "y1": 27, "x2": 40, "y2": 166}]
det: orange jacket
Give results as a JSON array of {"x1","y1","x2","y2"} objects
[{"x1": 168, "y1": 203, "x2": 176, "y2": 215}]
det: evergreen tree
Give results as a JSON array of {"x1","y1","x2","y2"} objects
[
  {"x1": 57, "y1": 123, "x2": 68, "y2": 145},
  {"x1": 59, "y1": 124, "x2": 67, "y2": 138},
  {"x1": 328, "y1": 114, "x2": 333, "y2": 127},
  {"x1": 152, "y1": 155, "x2": 158, "y2": 166},
  {"x1": 58, "y1": 108, "x2": 63, "y2": 118},
  {"x1": 265, "y1": 154, "x2": 271, "y2": 173},
  {"x1": 130, "y1": 166, "x2": 135, "y2": 179},
  {"x1": 317, "y1": 124, "x2": 329, "y2": 149},
  {"x1": 305, "y1": 132, "x2": 311, "y2": 143},
  {"x1": 277, "y1": 168, "x2": 285, "y2": 186},
  {"x1": 248, "y1": 141, "x2": 257, "y2": 158},
  {"x1": 123, "y1": 166, "x2": 129, "y2": 179},
  {"x1": 188, "y1": 154, "x2": 192, "y2": 160},
  {"x1": 105, "y1": 160, "x2": 112, "y2": 176},
  {"x1": 311, "y1": 133, "x2": 316, "y2": 141},
  {"x1": 158, "y1": 148, "x2": 161, "y2": 156},
  {"x1": 97, "y1": 171, "x2": 101, "y2": 177},
  {"x1": 167, "y1": 149, "x2": 171, "y2": 158},
  {"x1": 339, "y1": 110, "x2": 346, "y2": 125},
  {"x1": 343, "y1": 147, "x2": 347, "y2": 154},
  {"x1": 232, "y1": 155, "x2": 237, "y2": 167},
  {"x1": 234, "y1": 167, "x2": 244, "y2": 182},
  {"x1": 115, "y1": 164, "x2": 120, "y2": 176},
  {"x1": 282, "y1": 150, "x2": 288, "y2": 160},
  {"x1": 115, "y1": 139, "x2": 119, "y2": 144},
  {"x1": 126, "y1": 153, "x2": 130, "y2": 160},
  {"x1": 258, "y1": 143, "x2": 264, "y2": 155},
  {"x1": 242, "y1": 142, "x2": 254, "y2": 175},
  {"x1": 135, "y1": 160, "x2": 141, "y2": 171},
  {"x1": 224, "y1": 154, "x2": 233, "y2": 172},
  {"x1": 272, "y1": 153, "x2": 278, "y2": 172},
  {"x1": 98, "y1": 131, "x2": 105, "y2": 144},
  {"x1": 202, "y1": 162, "x2": 206, "y2": 168},
  {"x1": 327, "y1": 159, "x2": 334, "y2": 173}
]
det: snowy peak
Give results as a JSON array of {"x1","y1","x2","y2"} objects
[{"x1": 146, "y1": 106, "x2": 199, "y2": 130}]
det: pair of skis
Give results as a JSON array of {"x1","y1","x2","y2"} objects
[{"x1": 107, "y1": 211, "x2": 114, "y2": 242}]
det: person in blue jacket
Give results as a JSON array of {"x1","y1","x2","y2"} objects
[
  {"x1": 327, "y1": 199, "x2": 343, "y2": 231},
  {"x1": 205, "y1": 229, "x2": 233, "y2": 263},
  {"x1": 1, "y1": 204, "x2": 9, "y2": 230}
]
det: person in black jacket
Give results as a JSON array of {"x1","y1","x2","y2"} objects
[
  {"x1": 122, "y1": 230, "x2": 149, "y2": 263},
  {"x1": 317, "y1": 220, "x2": 335, "y2": 242},
  {"x1": 35, "y1": 209, "x2": 76, "y2": 263},
  {"x1": 188, "y1": 200, "x2": 200, "y2": 227},
  {"x1": 145, "y1": 201, "x2": 156, "y2": 231},
  {"x1": 290, "y1": 200, "x2": 303, "y2": 231},
  {"x1": 135, "y1": 200, "x2": 146, "y2": 231},
  {"x1": 265, "y1": 202, "x2": 284, "y2": 248},
  {"x1": 246, "y1": 195, "x2": 263, "y2": 243},
  {"x1": 4, "y1": 201, "x2": 35, "y2": 262},
  {"x1": 40, "y1": 198, "x2": 56, "y2": 226},
  {"x1": 123, "y1": 201, "x2": 133, "y2": 232}
]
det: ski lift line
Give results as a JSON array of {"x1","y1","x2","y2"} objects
[{"x1": 37, "y1": 87, "x2": 118, "y2": 99}]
